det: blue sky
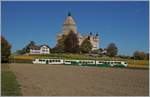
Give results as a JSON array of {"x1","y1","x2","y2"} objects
[{"x1": 1, "y1": 1, "x2": 149, "y2": 56}]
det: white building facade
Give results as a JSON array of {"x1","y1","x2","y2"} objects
[{"x1": 29, "y1": 45, "x2": 50, "y2": 54}]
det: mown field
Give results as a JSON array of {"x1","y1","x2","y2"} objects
[
  {"x1": 10, "y1": 53, "x2": 149, "y2": 69},
  {"x1": 1, "y1": 64, "x2": 22, "y2": 96}
]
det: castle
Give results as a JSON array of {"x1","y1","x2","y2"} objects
[{"x1": 57, "y1": 12, "x2": 99, "y2": 50}]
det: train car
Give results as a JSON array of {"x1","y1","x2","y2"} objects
[
  {"x1": 96, "y1": 61, "x2": 112, "y2": 67},
  {"x1": 96, "y1": 60, "x2": 128, "y2": 67},
  {"x1": 33, "y1": 59, "x2": 49, "y2": 64},
  {"x1": 112, "y1": 61, "x2": 128, "y2": 67},
  {"x1": 48, "y1": 59, "x2": 63, "y2": 64},
  {"x1": 79, "y1": 60, "x2": 96, "y2": 66},
  {"x1": 33, "y1": 59, "x2": 63, "y2": 64},
  {"x1": 64, "y1": 60, "x2": 79, "y2": 65}
]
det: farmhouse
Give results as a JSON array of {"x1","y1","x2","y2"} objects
[{"x1": 29, "y1": 45, "x2": 50, "y2": 54}]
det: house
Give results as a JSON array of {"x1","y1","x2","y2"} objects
[{"x1": 29, "y1": 45, "x2": 50, "y2": 54}]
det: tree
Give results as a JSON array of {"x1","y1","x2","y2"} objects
[
  {"x1": 51, "y1": 46, "x2": 64, "y2": 53},
  {"x1": 1, "y1": 36, "x2": 11, "y2": 63},
  {"x1": 24, "y1": 41, "x2": 36, "y2": 53},
  {"x1": 55, "y1": 35, "x2": 67, "y2": 53},
  {"x1": 80, "y1": 38, "x2": 92, "y2": 53},
  {"x1": 15, "y1": 49, "x2": 26, "y2": 55},
  {"x1": 106, "y1": 43, "x2": 118, "y2": 57},
  {"x1": 133, "y1": 51, "x2": 146, "y2": 60},
  {"x1": 146, "y1": 53, "x2": 149, "y2": 60},
  {"x1": 64, "y1": 31, "x2": 80, "y2": 53}
]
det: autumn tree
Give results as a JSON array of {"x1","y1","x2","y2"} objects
[
  {"x1": 133, "y1": 51, "x2": 146, "y2": 60},
  {"x1": 1, "y1": 36, "x2": 11, "y2": 63},
  {"x1": 55, "y1": 35, "x2": 67, "y2": 53},
  {"x1": 106, "y1": 43, "x2": 118, "y2": 57},
  {"x1": 64, "y1": 31, "x2": 80, "y2": 53}
]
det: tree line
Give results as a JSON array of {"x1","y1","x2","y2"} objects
[
  {"x1": 51, "y1": 31, "x2": 118, "y2": 57},
  {"x1": 1, "y1": 35, "x2": 149, "y2": 63}
]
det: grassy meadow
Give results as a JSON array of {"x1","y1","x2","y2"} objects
[{"x1": 1, "y1": 64, "x2": 22, "y2": 96}]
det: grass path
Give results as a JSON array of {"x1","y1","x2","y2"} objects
[{"x1": 1, "y1": 64, "x2": 22, "y2": 96}]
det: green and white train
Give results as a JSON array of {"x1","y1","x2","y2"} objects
[{"x1": 33, "y1": 59, "x2": 128, "y2": 67}]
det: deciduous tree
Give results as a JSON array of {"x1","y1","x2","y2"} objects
[
  {"x1": 64, "y1": 31, "x2": 80, "y2": 53},
  {"x1": 24, "y1": 41, "x2": 36, "y2": 53},
  {"x1": 133, "y1": 51, "x2": 146, "y2": 60},
  {"x1": 80, "y1": 38, "x2": 92, "y2": 53},
  {"x1": 1, "y1": 36, "x2": 11, "y2": 63},
  {"x1": 106, "y1": 43, "x2": 118, "y2": 57}
]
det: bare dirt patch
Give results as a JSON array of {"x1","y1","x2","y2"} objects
[{"x1": 9, "y1": 63, "x2": 149, "y2": 96}]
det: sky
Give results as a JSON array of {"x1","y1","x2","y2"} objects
[{"x1": 1, "y1": 1, "x2": 149, "y2": 56}]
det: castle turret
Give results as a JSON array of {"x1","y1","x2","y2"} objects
[
  {"x1": 90, "y1": 32, "x2": 92, "y2": 36},
  {"x1": 94, "y1": 32, "x2": 99, "y2": 50},
  {"x1": 62, "y1": 12, "x2": 77, "y2": 35},
  {"x1": 96, "y1": 32, "x2": 99, "y2": 37}
]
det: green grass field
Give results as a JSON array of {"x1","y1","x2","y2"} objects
[{"x1": 1, "y1": 64, "x2": 22, "y2": 96}]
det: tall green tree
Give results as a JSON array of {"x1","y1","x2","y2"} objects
[
  {"x1": 24, "y1": 41, "x2": 36, "y2": 53},
  {"x1": 106, "y1": 43, "x2": 118, "y2": 57},
  {"x1": 64, "y1": 31, "x2": 80, "y2": 53},
  {"x1": 80, "y1": 38, "x2": 92, "y2": 53},
  {"x1": 1, "y1": 36, "x2": 11, "y2": 63}
]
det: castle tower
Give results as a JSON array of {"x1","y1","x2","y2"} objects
[
  {"x1": 95, "y1": 32, "x2": 99, "y2": 49},
  {"x1": 62, "y1": 12, "x2": 77, "y2": 35},
  {"x1": 88, "y1": 32, "x2": 99, "y2": 50},
  {"x1": 56, "y1": 13, "x2": 100, "y2": 50}
]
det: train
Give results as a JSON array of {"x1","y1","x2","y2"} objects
[{"x1": 32, "y1": 58, "x2": 128, "y2": 67}]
